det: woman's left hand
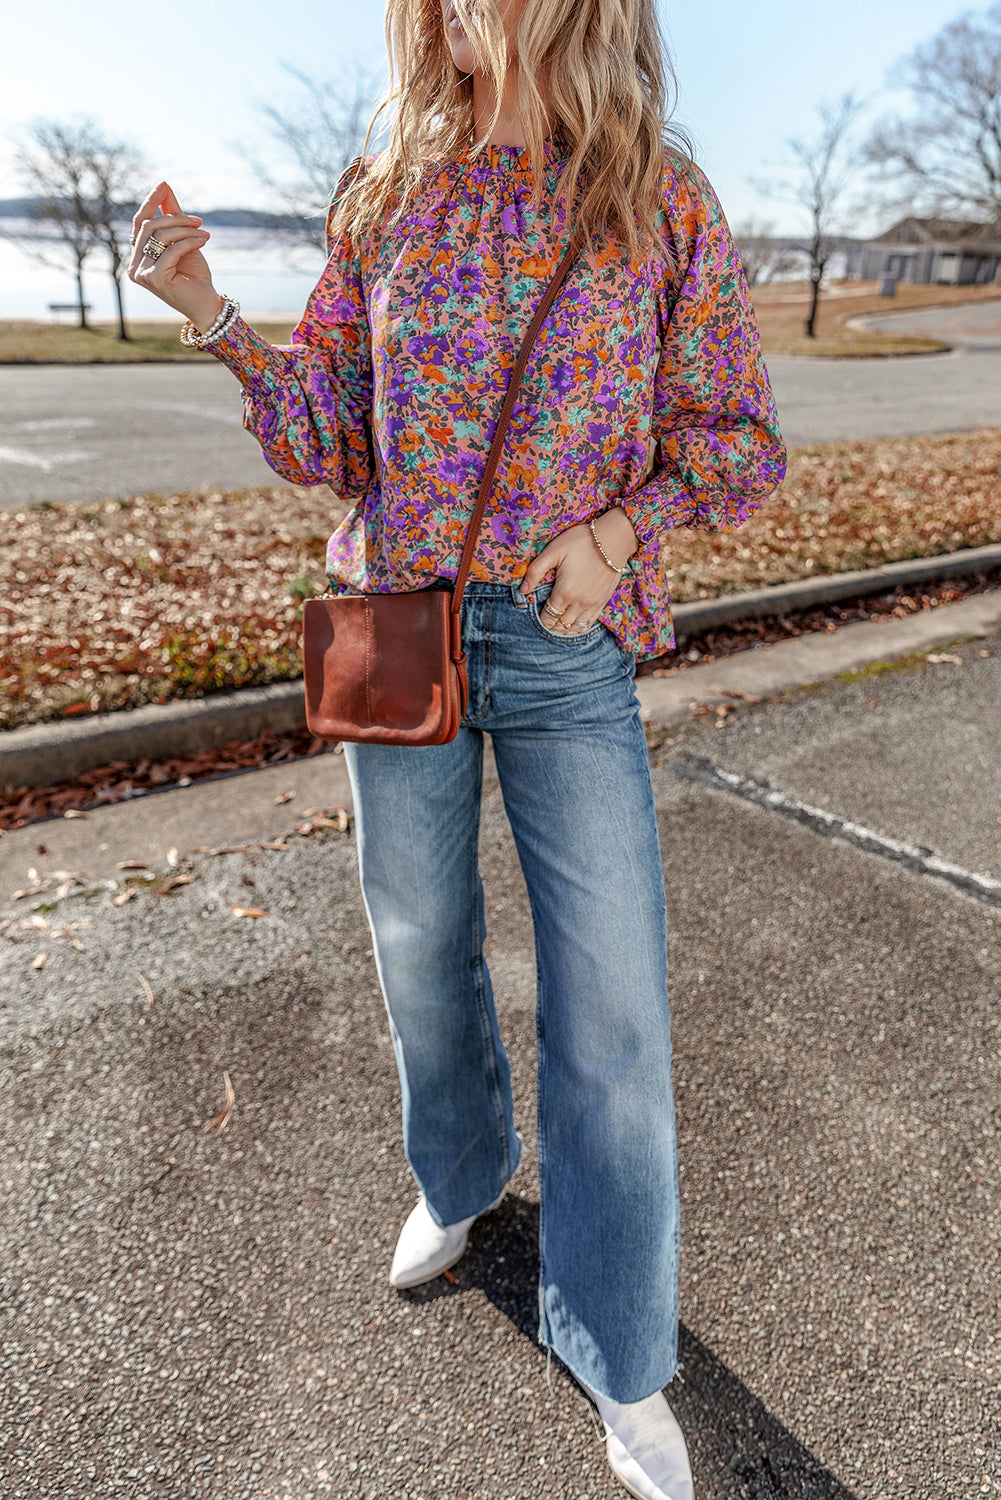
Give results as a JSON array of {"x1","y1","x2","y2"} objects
[{"x1": 519, "y1": 507, "x2": 639, "y2": 634}]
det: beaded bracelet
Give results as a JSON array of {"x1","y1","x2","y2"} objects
[
  {"x1": 179, "y1": 294, "x2": 240, "y2": 349},
  {"x1": 588, "y1": 517, "x2": 632, "y2": 576}
]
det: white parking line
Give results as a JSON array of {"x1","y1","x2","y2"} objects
[
  {"x1": 15, "y1": 418, "x2": 98, "y2": 432},
  {"x1": 675, "y1": 753, "x2": 1001, "y2": 909},
  {"x1": 0, "y1": 446, "x2": 95, "y2": 472}
]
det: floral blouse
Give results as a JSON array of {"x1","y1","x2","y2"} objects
[{"x1": 210, "y1": 140, "x2": 786, "y2": 658}]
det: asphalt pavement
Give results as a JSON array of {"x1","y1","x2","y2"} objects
[
  {"x1": 768, "y1": 298, "x2": 1001, "y2": 448},
  {"x1": 2, "y1": 619, "x2": 998, "y2": 1499},
  {"x1": 2, "y1": 301, "x2": 1001, "y2": 505}
]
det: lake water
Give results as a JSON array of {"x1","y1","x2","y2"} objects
[
  {"x1": 1, "y1": 219, "x2": 823, "y2": 323},
  {"x1": 0, "y1": 222, "x2": 327, "y2": 321}
]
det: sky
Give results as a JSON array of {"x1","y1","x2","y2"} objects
[{"x1": 0, "y1": 0, "x2": 984, "y2": 237}]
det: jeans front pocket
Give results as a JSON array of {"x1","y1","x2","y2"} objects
[{"x1": 525, "y1": 582, "x2": 607, "y2": 648}]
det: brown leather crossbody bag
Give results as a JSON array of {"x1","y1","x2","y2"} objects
[{"x1": 301, "y1": 233, "x2": 583, "y2": 746}]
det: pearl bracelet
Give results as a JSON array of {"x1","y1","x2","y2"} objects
[
  {"x1": 588, "y1": 517, "x2": 630, "y2": 576},
  {"x1": 180, "y1": 295, "x2": 240, "y2": 349}
]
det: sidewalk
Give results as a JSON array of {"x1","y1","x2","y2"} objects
[{"x1": 1, "y1": 614, "x2": 998, "y2": 1498}]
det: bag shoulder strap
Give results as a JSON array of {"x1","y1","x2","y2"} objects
[{"x1": 451, "y1": 233, "x2": 584, "y2": 616}]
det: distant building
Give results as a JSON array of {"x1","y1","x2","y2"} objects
[{"x1": 846, "y1": 218, "x2": 1001, "y2": 286}]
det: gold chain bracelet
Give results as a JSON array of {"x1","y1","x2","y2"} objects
[{"x1": 588, "y1": 517, "x2": 629, "y2": 576}]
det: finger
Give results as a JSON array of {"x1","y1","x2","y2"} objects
[
  {"x1": 139, "y1": 223, "x2": 208, "y2": 255},
  {"x1": 143, "y1": 213, "x2": 203, "y2": 231},
  {"x1": 133, "y1": 234, "x2": 209, "y2": 291},
  {"x1": 130, "y1": 228, "x2": 208, "y2": 281},
  {"x1": 134, "y1": 213, "x2": 203, "y2": 248},
  {"x1": 160, "y1": 184, "x2": 185, "y2": 216},
  {"x1": 520, "y1": 548, "x2": 558, "y2": 596},
  {"x1": 132, "y1": 182, "x2": 169, "y2": 234},
  {"x1": 539, "y1": 596, "x2": 567, "y2": 626}
]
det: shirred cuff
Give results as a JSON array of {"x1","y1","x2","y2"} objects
[
  {"x1": 618, "y1": 481, "x2": 698, "y2": 548},
  {"x1": 205, "y1": 314, "x2": 281, "y2": 407}
]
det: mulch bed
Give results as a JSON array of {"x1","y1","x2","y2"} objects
[{"x1": 637, "y1": 569, "x2": 1001, "y2": 677}]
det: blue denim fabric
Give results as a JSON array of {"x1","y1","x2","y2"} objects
[{"x1": 343, "y1": 579, "x2": 680, "y2": 1402}]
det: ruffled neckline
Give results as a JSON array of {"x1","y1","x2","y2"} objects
[{"x1": 458, "y1": 138, "x2": 570, "y2": 173}]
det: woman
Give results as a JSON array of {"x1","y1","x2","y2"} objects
[{"x1": 129, "y1": 1, "x2": 785, "y2": 1494}]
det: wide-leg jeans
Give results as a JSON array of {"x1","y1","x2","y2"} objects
[{"x1": 343, "y1": 579, "x2": 680, "y2": 1403}]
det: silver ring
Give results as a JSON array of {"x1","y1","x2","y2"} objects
[{"x1": 143, "y1": 235, "x2": 168, "y2": 262}]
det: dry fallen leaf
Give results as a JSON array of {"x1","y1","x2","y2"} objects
[
  {"x1": 216, "y1": 844, "x2": 253, "y2": 856},
  {"x1": 31, "y1": 952, "x2": 47, "y2": 970},
  {"x1": 202, "y1": 1070, "x2": 235, "y2": 1133},
  {"x1": 927, "y1": 652, "x2": 963, "y2": 665},
  {"x1": 260, "y1": 840, "x2": 291, "y2": 852},
  {"x1": 231, "y1": 906, "x2": 269, "y2": 919},
  {"x1": 137, "y1": 972, "x2": 155, "y2": 1006},
  {"x1": 158, "y1": 874, "x2": 194, "y2": 894},
  {"x1": 314, "y1": 808, "x2": 350, "y2": 832},
  {"x1": 24, "y1": 915, "x2": 49, "y2": 933},
  {"x1": 273, "y1": 790, "x2": 296, "y2": 805},
  {"x1": 63, "y1": 809, "x2": 88, "y2": 819},
  {"x1": 116, "y1": 859, "x2": 149, "y2": 871},
  {"x1": 166, "y1": 847, "x2": 179, "y2": 867},
  {"x1": 113, "y1": 889, "x2": 136, "y2": 906}
]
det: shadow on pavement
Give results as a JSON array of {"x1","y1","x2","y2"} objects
[{"x1": 411, "y1": 1195, "x2": 860, "y2": 1500}]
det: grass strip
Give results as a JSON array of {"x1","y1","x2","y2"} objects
[
  {"x1": 0, "y1": 318, "x2": 296, "y2": 364},
  {"x1": 751, "y1": 281, "x2": 1000, "y2": 358}
]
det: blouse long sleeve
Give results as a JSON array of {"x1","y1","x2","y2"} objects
[
  {"x1": 207, "y1": 161, "x2": 374, "y2": 495},
  {"x1": 618, "y1": 163, "x2": 786, "y2": 549}
]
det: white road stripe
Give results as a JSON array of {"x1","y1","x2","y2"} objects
[
  {"x1": 16, "y1": 418, "x2": 97, "y2": 432},
  {"x1": 0, "y1": 446, "x2": 95, "y2": 472},
  {"x1": 0, "y1": 445, "x2": 56, "y2": 471},
  {"x1": 674, "y1": 753, "x2": 1001, "y2": 908}
]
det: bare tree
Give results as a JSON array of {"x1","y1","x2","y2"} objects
[
  {"x1": 13, "y1": 121, "x2": 98, "y2": 327},
  {"x1": 84, "y1": 132, "x2": 146, "y2": 341},
  {"x1": 866, "y1": 3, "x2": 1001, "y2": 225},
  {"x1": 757, "y1": 93, "x2": 866, "y2": 338},
  {"x1": 13, "y1": 118, "x2": 146, "y2": 337},
  {"x1": 732, "y1": 216, "x2": 800, "y2": 286},
  {"x1": 234, "y1": 60, "x2": 383, "y2": 257}
]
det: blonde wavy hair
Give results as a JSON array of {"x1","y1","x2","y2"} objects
[{"x1": 334, "y1": 0, "x2": 692, "y2": 259}]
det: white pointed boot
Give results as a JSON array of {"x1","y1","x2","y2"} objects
[
  {"x1": 583, "y1": 1383, "x2": 695, "y2": 1500},
  {"x1": 388, "y1": 1191, "x2": 506, "y2": 1290}
]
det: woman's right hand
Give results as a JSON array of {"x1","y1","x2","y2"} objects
[{"x1": 129, "y1": 182, "x2": 224, "y2": 333}]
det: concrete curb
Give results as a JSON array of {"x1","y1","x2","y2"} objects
[
  {"x1": 1, "y1": 680, "x2": 305, "y2": 792},
  {"x1": 2, "y1": 544, "x2": 1000, "y2": 791},
  {"x1": 669, "y1": 541, "x2": 1001, "y2": 636},
  {"x1": 639, "y1": 589, "x2": 1001, "y2": 726}
]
